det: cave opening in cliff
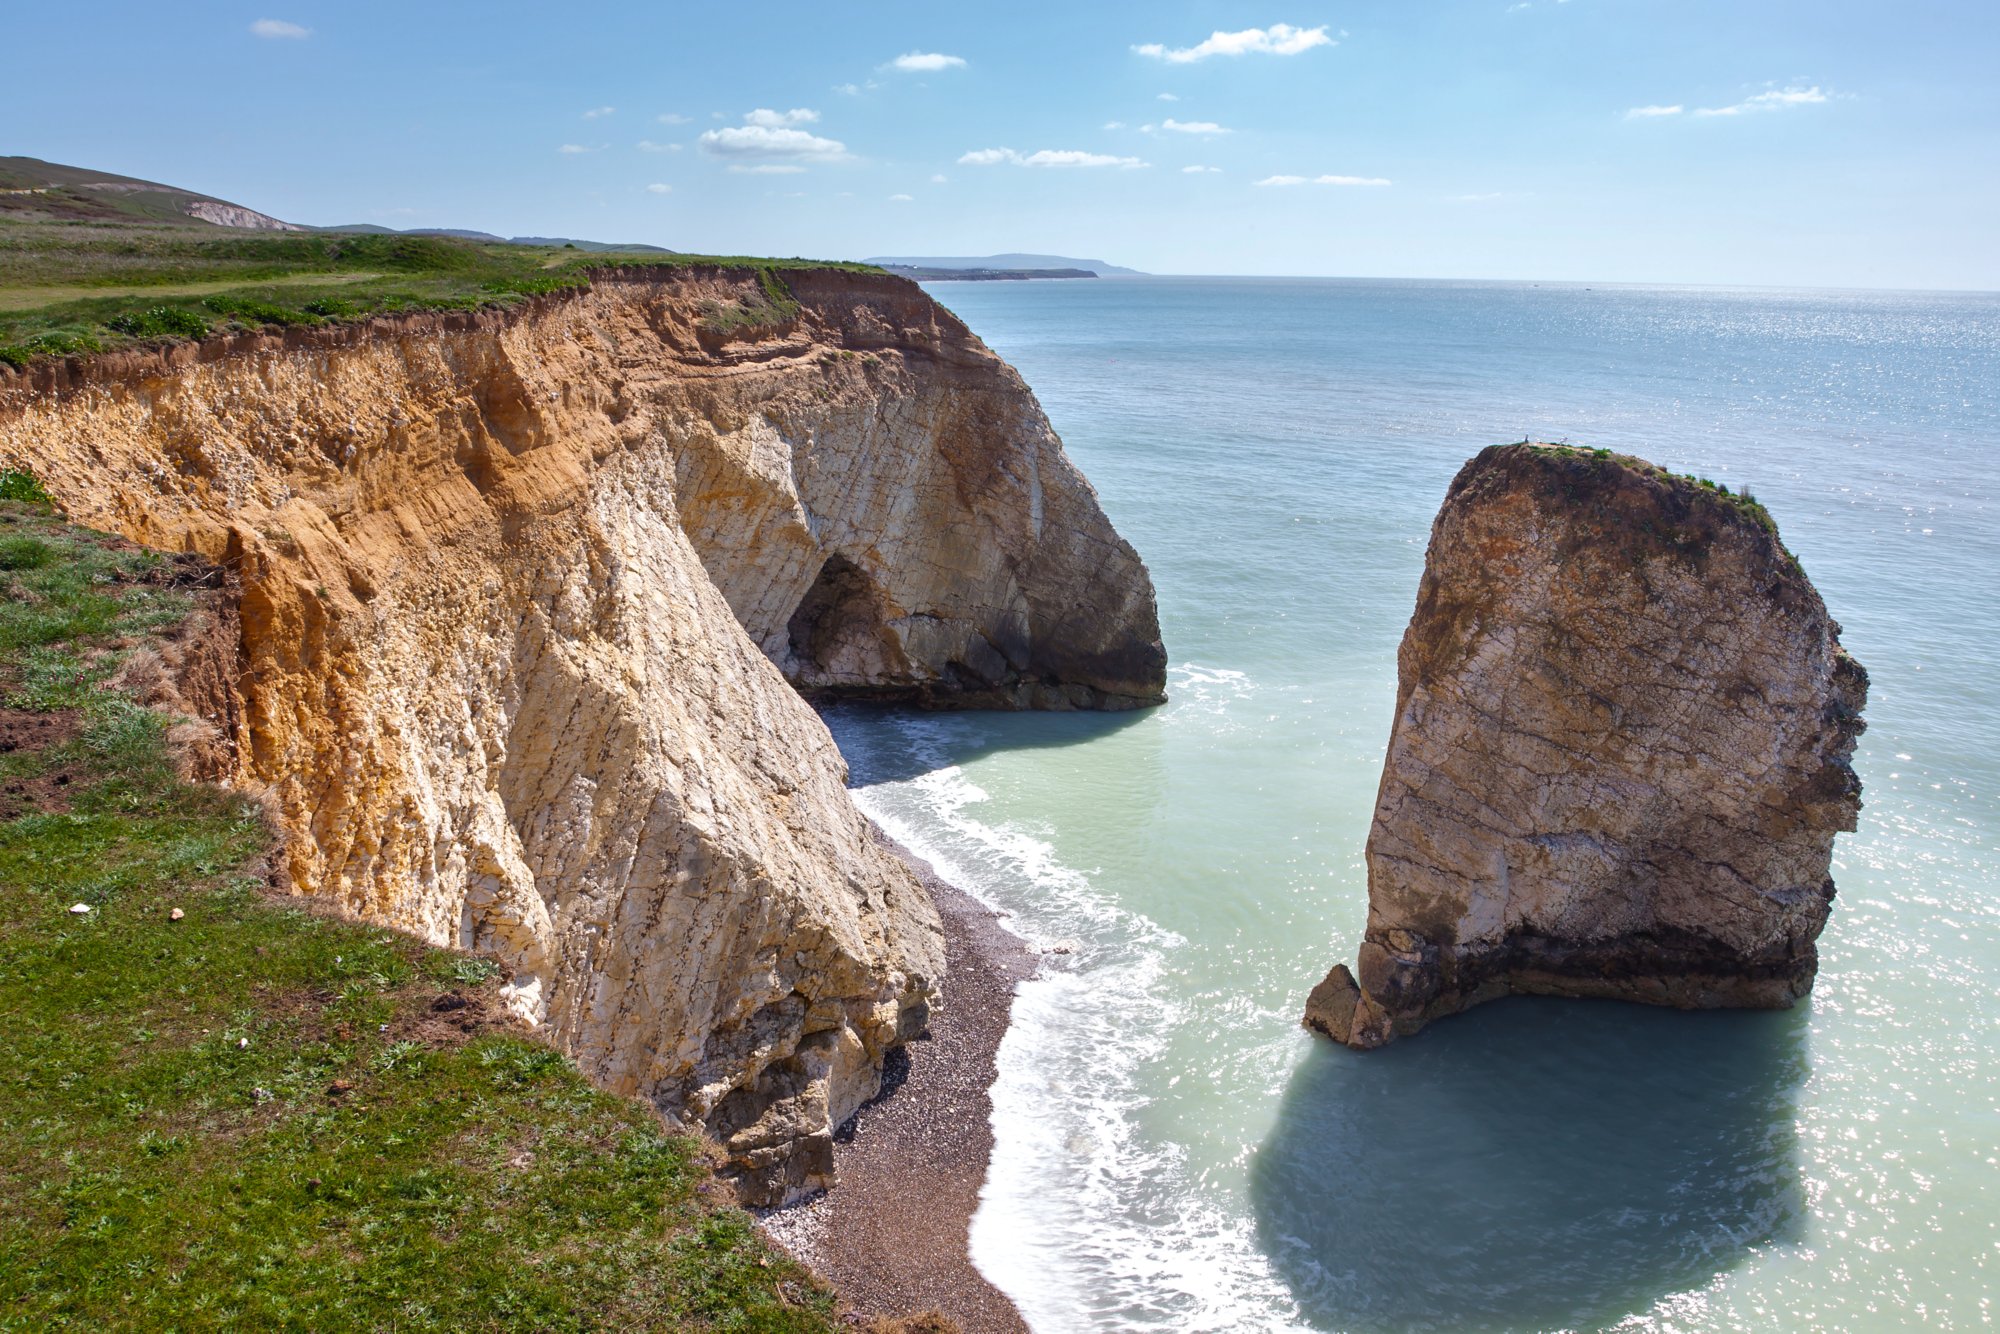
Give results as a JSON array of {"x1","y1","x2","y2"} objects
[{"x1": 785, "y1": 553, "x2": 905, "y2": 687}]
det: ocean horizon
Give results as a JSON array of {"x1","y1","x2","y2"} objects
[{"x1": 996, "y1": 272, "x2": 2000, "y2": 297}]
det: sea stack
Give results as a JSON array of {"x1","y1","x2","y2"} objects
[{"x1": 1305, "y1": 443, "x2": 1867, "y2": 1049}]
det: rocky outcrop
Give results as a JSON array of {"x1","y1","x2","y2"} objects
[
  {"x1": 181, "y1": 200, "x2": 304, "y2": 231},
  {"x1": 0, "y1": 266, "x2": 1165, "y2": 1201},
  {"x1": 672, "y1": 268, "x2": 1165, "y2": 710},
  {"x1": 1306, "y1": 444, "x2": 1866, "y2": 1049}
]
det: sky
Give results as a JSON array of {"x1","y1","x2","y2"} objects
[{"x1": 9, "y1": 1, "x2": 1999, "y2": 288}]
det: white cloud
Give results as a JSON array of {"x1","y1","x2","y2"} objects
[
  {"x1": 728, "y1": 164, "x2": 807, "y2": 175},
  {"x1": 700, "y1": 110, "x2": 848, "y2": 163},
  {"x1": 583, "y1": 106, "x2": 615, "y2": 119},
  {"x1": 889, "y1": 193, "x2": 915, "y2": 202},
  {"x1": 1158, "y1": 92, "x2": 1180, "y2": 101},
  {"x1": 1104, "y1": 120, "x2": 1127, "y2": 130},
  {"x1": 1258, "y1": 172, "x2": 1390, "y2": 186},
  {"x1": 558, "y1": 144, "x2": 599, "y2": 155},
  {"x1": 645, "y1": 183, "x2": 672, "y2": 194},
  {"x1": 958, "y1": 147, "x2": 1148, "y2": 168},
  {"x1": 743, "y1": 107, "x2": 820, "y2": 127},
  {"x1": 891, "y1": 51, "x2": 967, "y2": 72},
  {"x1": 250, "y1": 18, "x2": 310, "y2": 38},
  {"x1": 657, "y1": 112, "x2": 692, "y2": 125},
  {"x1": 636, "y1": 140, "x2": 682, "y2": 153},
  {"x1": 1135, "y1": 24, "x2": 1333, "y2": 63},
  {"x1": 1626, "y1": 104, "x2": 1683, "y2": 118},
  {"x1": 1694, "y1": 85, "x2": 1829, "y2": 117},
  {"x1": 1160, "y1": 117, "x2": 1229, "y2": 135},
  {"x1": 1028, "y1": 150, "x2": 1146, "y2": 167},
  {"x1": 1182, "y1": 165, "x2": 1223, "y2": 173},
  {"x1": 930, "y1": 173, "x2": 948, "y2": 183},
  {"x1": 834, "y1": 82, "x2": 861, "y2": 96}
]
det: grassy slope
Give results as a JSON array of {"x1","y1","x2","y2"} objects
[
  {"x1": 0, "y1": 155, "x2": 247, "y2": 228},
  {"x1": 0, "y1": 480, "x2": 851, "y2": 1332},
  {"x1": 0, "y1": 220, "x2": 882, "y2": 368}
]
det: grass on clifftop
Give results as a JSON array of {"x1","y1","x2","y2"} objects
[
  {"x1": 0, "y1": 220, "x2": 882, "y2": 369},
  {"x1": 1517, "y1": 439, "x2": 1787, "y2": 538},
  {"x1": 0, "y1": 481, "x2": 850, "y2": 1331}
]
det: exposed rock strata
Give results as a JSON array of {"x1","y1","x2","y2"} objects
[
  {"x1": 1306, "y1": 444, "x2": 1866, "y2": 1049},
  {"x1": 0, "y1": 267, "x2": 1165, "y2": 1201}
]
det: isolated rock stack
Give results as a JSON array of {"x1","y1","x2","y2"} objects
[{"x1": 1307, "y1": 444, "x2": 1867, "y2": 1048}]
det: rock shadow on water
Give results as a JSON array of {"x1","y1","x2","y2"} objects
[
  {"x1": 823, "y1": 701, "x2": 1154, "y2": 786},
  {"x1": 1249, "y1": 997, "x2": 1809, "y2": 1333}
]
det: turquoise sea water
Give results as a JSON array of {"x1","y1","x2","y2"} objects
[{"x1": 825, "y1": 278, "x2": 2000, "y2": 1333}]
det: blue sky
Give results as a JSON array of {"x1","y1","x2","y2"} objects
[{"x1": 11, "y1": 2, "x2": 1998, "y2": 287}]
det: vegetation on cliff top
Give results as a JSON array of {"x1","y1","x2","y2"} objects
[
  {"x1": 0, "y1": 218, "x2": 882, "y2": 370},
  {"x1": 1515, "y1": 440, "x2": 1792, "y2": 550},
  {"x1": 0, "y1": 483, "x2": 856, "y2": 1331}
]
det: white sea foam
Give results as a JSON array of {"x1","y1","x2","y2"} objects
[
  {"x1": 1168, "y1": 661, "x2": 1253, "y2": 696},
  {"x1": 833, "y1": 708, "x2": 1306, "y2": 1333},
  {"x1": 1165, "y1": 662, "x2": 1254, "y2": 719},
  {"x1": 842, "y1": 714, "x2": 1179, "y2": 954},
  {"x1": 975, "y1": 970, "x2": 1309, "y2": 1333}
]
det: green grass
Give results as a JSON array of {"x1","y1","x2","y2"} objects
[
  {"x1": 697, "y1": 269, "x2": 804, "y2": 336},
  {"x1": 0, "y1": 494, "x2": 846, "y2": 1331},
  {"x1": 0, "y1": 220, "x2": 884, "y2": 369},
  {"x1": 1517, "y1": 440, "x2": 1799, "y2": 572}
]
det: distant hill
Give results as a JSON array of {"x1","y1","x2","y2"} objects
[
  {"x1": 317, "y1": 224, "x2": 673, "y2": 254},
  {"x1": 0, "y1": 155, "x2": 301, "y2": 230},
  {"x1": 0, "y1": 157, "x2": 673, "y2": 252},
  {"x1": 883, "y1": 265, "x2": 1096, "y2": 283},
  {"x1": 867, "y1": 253, "x2": 1145, "y2": 278}
]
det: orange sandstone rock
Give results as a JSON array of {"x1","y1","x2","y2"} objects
[{"x1": 0, "y1": 267, "x2": 1164, "y2": 1201}]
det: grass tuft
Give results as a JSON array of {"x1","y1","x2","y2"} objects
[{"x1": 104, "y1": 305, "x2": 210, "y2": 338}]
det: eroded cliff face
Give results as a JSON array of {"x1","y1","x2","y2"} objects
[
  {"x1": 0, "y1": 268, "x2": 1165, "y2": 1201},
  {"x1": 677, "y1": 269, "x2": 1165, "y2": 710},
  {"x1": 1305, "y1": 444, "x2": 1866, "y2": 1049}
]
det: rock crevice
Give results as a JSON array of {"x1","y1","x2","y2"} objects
[{"x1": 1306, "y1": 444, "x2": 1866, "y2": 1049}]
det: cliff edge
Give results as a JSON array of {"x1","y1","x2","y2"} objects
[
  {"x1": 1306, "y1": 444, "x2": 1866, "y2": 1049},
  {"x1": 0, "y1": 266, "x2": 1165, "y2": 1202}
]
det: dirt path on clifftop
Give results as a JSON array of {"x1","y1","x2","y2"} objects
[{"x1": 761, "y1": 835, "x2": 1034, "y2": 1334}]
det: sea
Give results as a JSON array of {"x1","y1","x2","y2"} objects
[{"x1": 822, "y1": 276, "x2": 2000, "y2": 1333}]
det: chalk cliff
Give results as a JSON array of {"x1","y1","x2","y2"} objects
[
  {"x1": 0, "y1": 266, "x2": 1165, "y2": 1201},
  {"x1": 1306, "y1": 444, "x2": 1866, "y2": 1049}
]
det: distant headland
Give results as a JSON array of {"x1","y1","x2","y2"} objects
[{"x1": 866, "y1": 253, "x2": 1146, "y2": 278}]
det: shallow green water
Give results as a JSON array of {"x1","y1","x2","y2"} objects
[{"x1": 826, "y1": 278, "x2": 1999, "y2": 1332}]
